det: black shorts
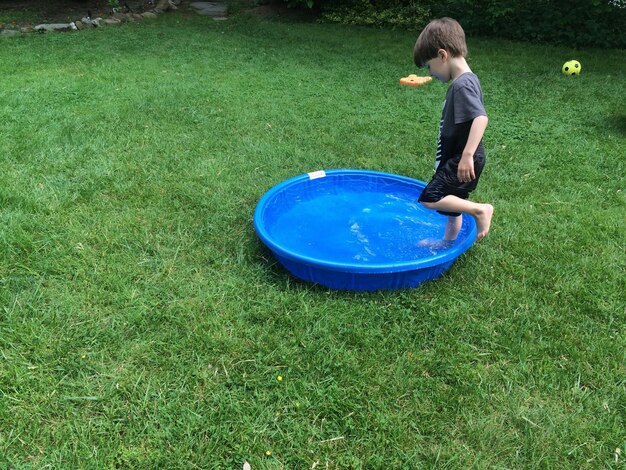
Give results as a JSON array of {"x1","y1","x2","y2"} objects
[{"x1": 418, "y1": 153, "x2": 486, "y2": 217}]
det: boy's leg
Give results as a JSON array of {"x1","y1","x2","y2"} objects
[
  {"x1": 422, "y1": 195, "x2": 494, "y2": 240},
  {"x1": 444, "y1": 215, "x2": 463, "y2": 241}
]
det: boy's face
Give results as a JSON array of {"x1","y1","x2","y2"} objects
[{"x1": 424, "y1": 49, "x2": 451, "y2": 83}]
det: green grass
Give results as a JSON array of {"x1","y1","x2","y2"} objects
[{"x1": 0, "y1": 11, "x2": 624, "y2": 469}]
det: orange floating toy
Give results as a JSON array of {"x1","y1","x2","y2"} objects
[{"x1": 400, "y1": 74, "x2": 432, "y2": 87}]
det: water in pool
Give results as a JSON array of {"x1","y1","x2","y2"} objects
[{"x1": 268, "y1": 189, "x2": 469, "y2": 264}]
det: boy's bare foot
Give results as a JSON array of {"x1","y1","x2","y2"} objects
[{"x1": 475, "y1": 204, "x2": 494, "y2": 241}]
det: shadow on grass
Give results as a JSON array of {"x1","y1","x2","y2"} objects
[
  {"x1": 254, "y1": 243, "x2": 333, "y2": 293},
  {"x1": 608, "y1": 113, "x2": 626, "y2": 135},
  {"x1": 254, "y1": 241, "x2": 377, "y2": 297}
]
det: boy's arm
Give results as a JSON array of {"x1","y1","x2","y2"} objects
[{"x1": 458, "y1": 115, "x2": 488, "y2": 183}]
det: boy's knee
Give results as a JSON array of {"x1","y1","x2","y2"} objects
[{"x1": 420, "y1": 201, "x2": 436, "y2": 209}]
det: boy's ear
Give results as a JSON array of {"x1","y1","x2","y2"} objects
[{"x1": 437, "y1": 49, "x2": 448, "y2": 61}]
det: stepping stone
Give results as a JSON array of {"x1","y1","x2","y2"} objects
[
  {"x1": 190, "y1": 2, "x2": 227, "y2": 17},
  {"x1": 81, "y1": 17, "x2": 97, "y2": 27},
  {"x1": 34, "y1": 23, "x2": 76, "y2": 32},
  {"x1": 1, "y1": 29, "x2": 21, "y2": 37}
]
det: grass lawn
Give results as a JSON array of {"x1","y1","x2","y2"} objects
[{"x1": 0, "y1": 9, "x2": 624, "y2": 469}]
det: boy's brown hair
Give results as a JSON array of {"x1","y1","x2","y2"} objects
[{"x1": 413, "y1": 18, "x2": 468, "y2": 67}]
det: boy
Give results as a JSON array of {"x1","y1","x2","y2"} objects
[{"x1": 413, "y1": 17, "x2": 493, "y2": 241}]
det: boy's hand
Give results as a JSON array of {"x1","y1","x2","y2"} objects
[
  {"x1": 458, "y1": 155, "x2": 475, "y2": 182},
  {"x1": 458, "y1": 115, "x2": 488, "y2": 183}
]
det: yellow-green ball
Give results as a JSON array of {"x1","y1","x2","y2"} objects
[{"x1": 562, "y1": 60, "x2": 581, "y2": 76}]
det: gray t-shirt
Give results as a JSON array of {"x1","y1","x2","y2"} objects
[{"x1": 435, "y1": 72, "x2": 487, "y2": 170}]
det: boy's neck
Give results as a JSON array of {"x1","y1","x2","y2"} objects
[{"x1": 449, "y1": 57, "x2": 472, "y2": 81}]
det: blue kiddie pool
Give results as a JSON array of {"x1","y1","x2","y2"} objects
[{"x1": 254, "y1": 169, "x2": 477, "y2": 291}]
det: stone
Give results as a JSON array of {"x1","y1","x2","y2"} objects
[
  {"x1": 34, "y1": 23, "x2": 75, "y2": 32},
  {"x1": 155, "y1": 0, "x2": 174, "y2": 12},
  {"x1": 74, "y1": 20, "x2": 84, "y2": 30},
  {"x1": 132, "y1": 14, "x2": 144, "y2": 21},
  {"x1": 1, "y1": 29, "x2": 21, "y2": 37},
  {"x1": 197, "y1": 9, "x2": 227, "y2": 17},
  {"x1": 103, "y1": 18, "x2": 122, "y2": 26},
  {"x1": 79, "y1": 18, "x2": 95, "y2": 28},
  {"x1": 112, "y1": 12, "x2": 128, "y2": 21},
  {"x1": 81, "y1": 17, "x2": 101, "y2": 27},
  {"x1": 141, "y1": 12, "x2": 158, "y2": 19},
  {"x1": 190, "y1": 2, "x2": 227, "y2": 17},
  {"x1": 190, "y1": 2, "x2": 214, "y2": 9},
  {"x1": 20, "y1": 25, "x2": 34, "y2": 33}
]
